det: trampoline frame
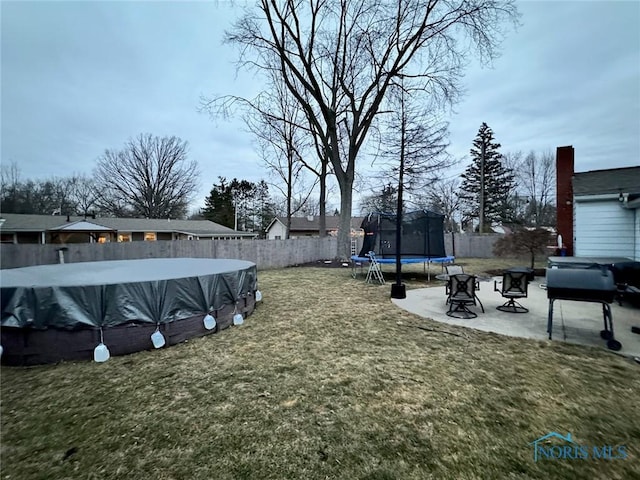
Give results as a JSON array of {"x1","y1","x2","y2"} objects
[{"x1": 351, "y1": 255, "x2": 455, "y2": 282}]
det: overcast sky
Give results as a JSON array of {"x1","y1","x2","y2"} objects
[{"x1": 2, "y1": 0, "x2": 639, "y2": 213}]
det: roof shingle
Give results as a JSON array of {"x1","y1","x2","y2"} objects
[
  {"x1": 276, "y1": 216, "x2": 365, "y2": 231},
  {"x1": 573, "y1": 166, "x2": 640, "y2": 196},
  {"x1": 0, "y1": 213, "x2": 253, "y2": 236}
]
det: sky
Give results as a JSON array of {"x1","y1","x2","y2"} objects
[{"x1": 2, "y1": 0, "x2": 639, "y2": 213}]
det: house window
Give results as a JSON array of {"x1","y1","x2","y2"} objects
[
  {"x1": 16, "y1": 232, "x2": 40, "y2": 244},
  {"x1": 275, "y1": 235, "x2": 281, "y2": 240},
  {"x1": 97, "y1": 235, "x2": 109, "y2": 244},
  {"x1": 144, "y1": 232, "x2": 157, "y2": 241},
  {"x1": 118, "y1": 233, "x2": 131, "y2": 242}
]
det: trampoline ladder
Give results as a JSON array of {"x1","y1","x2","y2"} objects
[{"x1": 365, "y1": 252, "x2": 385, "y2": 285}]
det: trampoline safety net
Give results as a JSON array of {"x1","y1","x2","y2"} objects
[{"x1": 377, "y1": 210, "x2": 446, "y2": 258}]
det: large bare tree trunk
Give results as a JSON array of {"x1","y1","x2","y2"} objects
[
  {"x1": 336, "y1": 178, "x2": 353, "y2": 260},
  {"x1": 318, "y1": 156, "x2": 327, "y2": 237}
]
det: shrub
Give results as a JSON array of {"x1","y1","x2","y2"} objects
[{"x1": 493, "y1": 228, "x2": 553, "y2": 268}]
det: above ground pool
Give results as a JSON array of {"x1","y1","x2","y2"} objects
[{"x1": 1, "y1": 258, "x2": 259, "y2": 365}]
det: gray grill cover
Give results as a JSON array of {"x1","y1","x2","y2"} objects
[
  {"x1": 1, "y1": 258, "x2": 257, "y2": 329},
  {"x1": 546, "y1": 267, "x2": 616, "y2": 303}
]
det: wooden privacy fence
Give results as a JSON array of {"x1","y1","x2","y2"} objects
[
  {"x1": 0, "y1": 237, "x2": 338, "y2": 270},
  {"x1": 1, "y1": 233, "x2": 500, "y2": 270}
]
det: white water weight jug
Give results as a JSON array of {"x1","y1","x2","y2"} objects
[
  {"x1": 94, "y1": 343, "x2": 110, "y2": 362},
  {"x1": 203, "y1": 314, "x2": 216, "y2": 330},
  {"x1": 233, "y1": 313, "x2": 244, "y2": 325},
  {"x1": 151, "y1": 330, "x2": 166, "y2": 349},
  {"x1": 255, "y1": 290, "x2": 262, "y2": 302}
]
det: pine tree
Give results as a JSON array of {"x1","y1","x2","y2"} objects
[
  {"x1": 252, "y1": 180, "x2": 277, "y2": 237},
  {"x1": 460, "y1": 122, "x2": 515, "y2": 232},
  {"x1": 203, "y1": 177, "x2": 235, "y2": 228},
  {"x1": 203, "y1": 177, "x2": 276, "y2": 234}
]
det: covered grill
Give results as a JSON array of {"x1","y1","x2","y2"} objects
[
  {"x1": 546, "y1": 266, "x2": 620, "y2": 350},
  {"x1": 546, "y1": 266, "x2": 617, "y2": 303}
]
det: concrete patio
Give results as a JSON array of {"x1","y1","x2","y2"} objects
[{"x1": 392, "y1": 277, "x2": 640, "y2": 358}]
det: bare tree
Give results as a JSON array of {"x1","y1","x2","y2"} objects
[
  {"x1": 95, "y1": 134, "x2": 199, "y2": 219},
  {"x1": 68, "y1": 175, "x2": 102, "y2": 216},
  {"x1": 0, "y1": 166, "x2": 77, "y2": 215},
  {"x1": 202, "y1": 60, "x2": 332, "y2": 237},
  {"x1": 35, "y1": 178, "x2": 77, "y2": 215},
  {"x1": 1, "y1": 165, "x2": 97, "y2": 216},
  {"x1": 421, "y1": 177, "x2": 463, "y2": 232},
  {"x1": 519, "y1": 150, "x2": 556, "y2": 226},
  {"x1": 359, "y1": 183, "x2": 399, "y2": 214},
  {"x1": 221, "y1": 0, "x2": 518, "y2": 258},
  {"x1": 377, "y1": 81, "x2": 454, "y2": 208},
  {"x1": 501, "y1": 150, "x2": 523, "y2": 172},
  {"x1": 504, "y1": 150, "x2": 556, "y2": 226},
  {"x1": 243, "y1": 77, "x2": 320, "y2": 238},
  {"x1": 0, "y1": 161, "x2": 22, "y2": 213},
  {"x1": 493, "y1": 227, "x2": 553, "y2": 269},
  {"x1": 293, "y1": 194, "x2": 320, "y2": 216}
]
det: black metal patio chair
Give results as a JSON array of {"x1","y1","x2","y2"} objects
[
  {"x1": 446, "y1": 273, "x2": 484, "y2": 319},
  {"x1": 494, "y1": 270, "x2": 530, "y2": 313}
]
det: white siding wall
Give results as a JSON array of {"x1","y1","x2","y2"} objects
[
  {"x1": 266, "y1": 220, "x2": 286, "y2": 240},
  {"x1": 636, "y1": 208, "x2": 640, "y2": 261},
  {"x1": 574, "y1": 200, "x2": 636, "y2": 258}
]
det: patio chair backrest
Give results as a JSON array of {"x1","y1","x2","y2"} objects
[
  {"x1": 449, "y1": 274, "x2": 476, "y2": 302},
  {"x1": 500, "y1": 271, "x2": 529, "y2": 298},
  {"x1": 445, "y1": 265, "x2": 464, "y2": 276}
]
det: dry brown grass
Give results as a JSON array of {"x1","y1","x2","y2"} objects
[{"x1": 1, "y1": 258, "x2": 639, "y2": 479}]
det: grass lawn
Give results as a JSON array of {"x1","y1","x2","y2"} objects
[{"x1": 1, "y1": 258, "x2": 639, "y2": 479}]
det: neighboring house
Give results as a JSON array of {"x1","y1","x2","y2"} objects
[
  {"x1": 0, "y1": 213, "x2": 257, "y2": 244},
  {"x1": 556, "y1": 146, "x2": 640, "y2": 261},
  {"x1": 266, "y1": 215, "x2": 365, "y2": 239}
]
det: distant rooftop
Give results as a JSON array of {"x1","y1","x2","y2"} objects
[
  {"x1": 0, "y1": 213, "x2": 255, "y2": 236},
  {"x1": 275, "y1": 216, "x2": 365, "y2": 231}
]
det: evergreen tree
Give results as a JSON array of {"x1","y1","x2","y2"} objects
[
  {"x1": 203, "y1": 177, "x2": 276, "y2": 234},
  {"x1": 203, "y1": 177, "x2": 235, "y2": 228},
  {"x1": 251, "y1": 180, "x2": 278, "y2": 238},
  {"x1": 232, "y1": 179, "x2": 259, "y2": 231},
  {"x1": 459, "y1": 123, "x2": 515, "y2": 232}
]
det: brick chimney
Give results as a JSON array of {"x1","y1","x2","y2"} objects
[{"x1": 556, "y1": 146, "x2": 574, "y2": 256}]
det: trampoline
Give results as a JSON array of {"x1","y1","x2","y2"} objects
[
  {"x1": 1, "y1": 258, "x2": 259, "y2": 365},
  {"x1": 353, "y1": 210, "x2": 453, "y2": 281}
]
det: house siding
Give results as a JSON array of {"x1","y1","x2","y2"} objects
[
  {"x1": 635, "y1": 208, "x2": 640, "y2": 261},
  {"x1": 574, "y1": 200, "x2": 635, "y2": 258},
  {"x1": 266, "y1": 221, "x2": 286, "y2": 240},
  {"x1": 266, "y1": 216, "x2": 365, "y2": 240}
]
